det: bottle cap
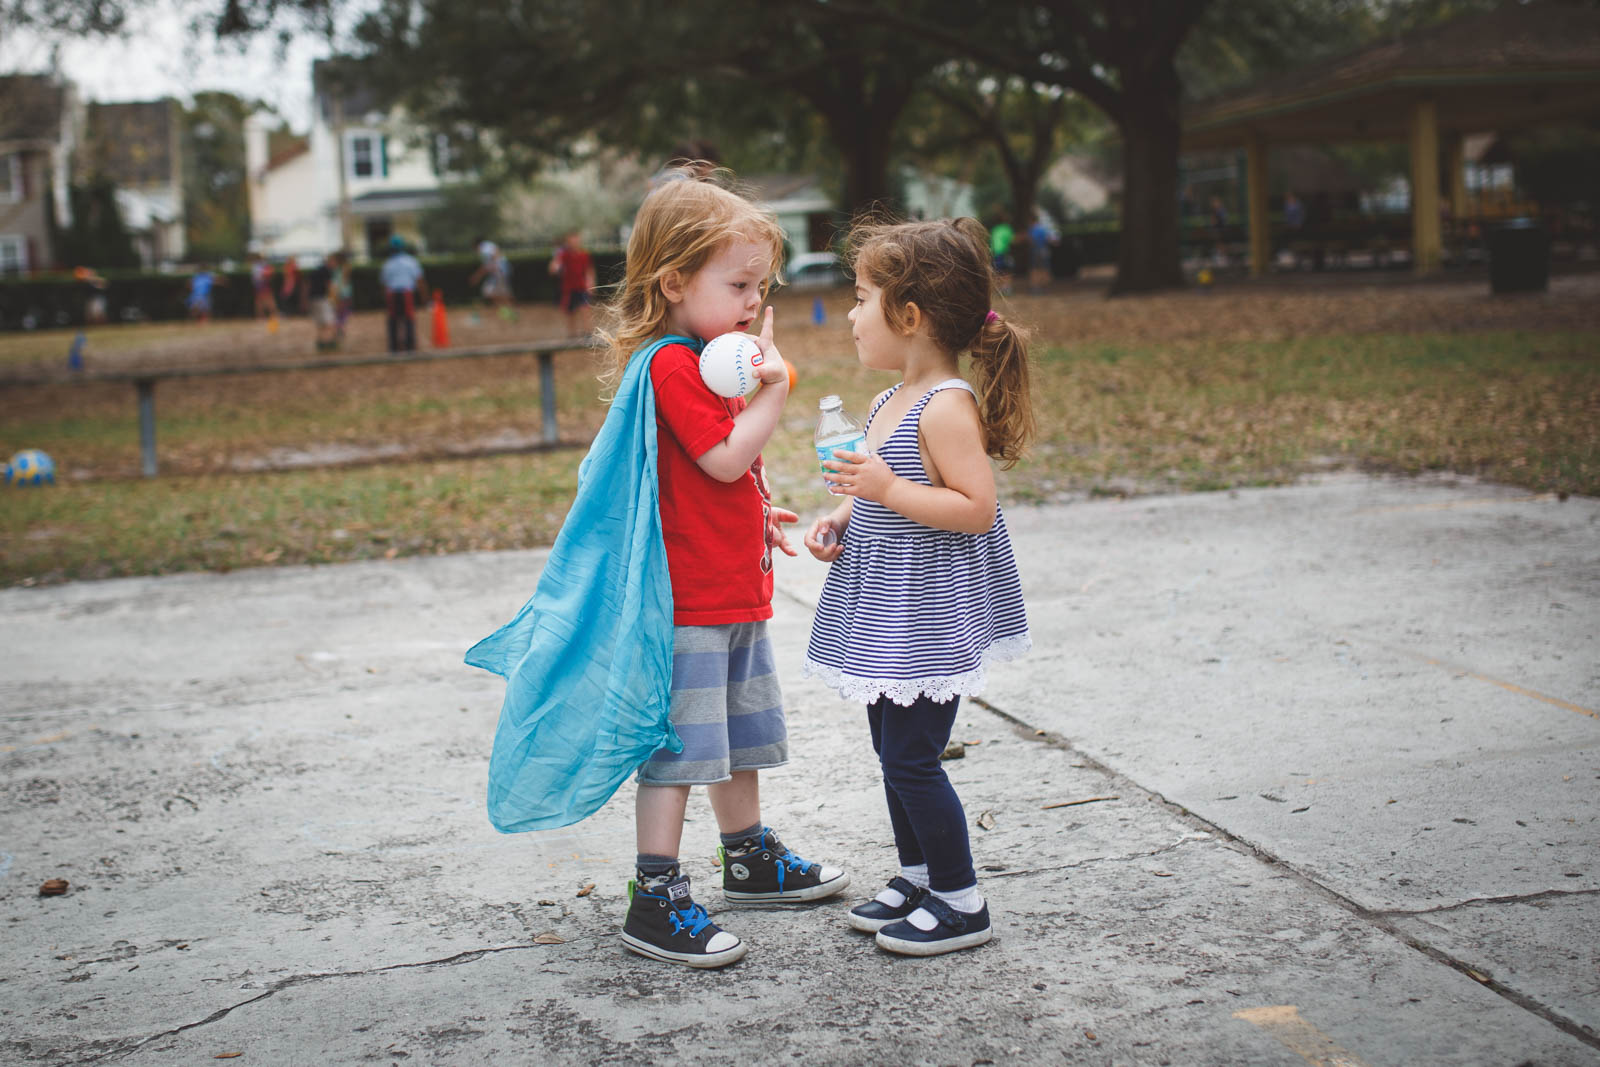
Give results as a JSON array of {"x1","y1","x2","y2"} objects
[{"x1": 818, "y1": 394, "x2": 841, "y2": 410}]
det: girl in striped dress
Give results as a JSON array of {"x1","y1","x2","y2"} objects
[{"x1": 803, "y1": 217, "x2": 1034, "y2": 957}]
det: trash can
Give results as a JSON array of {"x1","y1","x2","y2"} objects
[{"x1": 1487, "y1": 218, "x2": 1550, "y2": 294}]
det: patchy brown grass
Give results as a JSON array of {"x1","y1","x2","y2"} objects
[{"x1": 2, "y1": 277, "x2": 1597, "y2": 585}]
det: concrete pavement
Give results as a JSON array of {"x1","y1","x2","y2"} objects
[{"x1": 2, "y1": 473, "x2": 1596, "y2": 1065}]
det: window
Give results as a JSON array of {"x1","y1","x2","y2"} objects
[
  {"x1": 0, "y1": 235, "x2": 27, "y2": 275},
  {"x1": 348, "y1": 132, "x2": 389, "y2": 180},
  {"x1": 0, "y1": 155, "x2": 18, "y2": 203},
  {"x1": 350, "y1": 135, "x2": 374, "y2": 178}
]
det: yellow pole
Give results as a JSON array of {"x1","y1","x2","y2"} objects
[
  {"x1": 1409, "y1": 98, "x2": 1441, "y2": 274},
  {"x1": 1446, "y1": 134, "x2": 1468, "y2": 219},
  {"x1": 1246, "y1": 132, "x2": 1270, "y2": 278}
]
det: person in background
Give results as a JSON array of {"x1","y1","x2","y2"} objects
[
  {"x1": 329, "y1": 250, "x2": 353, "y2": 346},
  {"x1": 249, "y1": 253, "x2": 277, "y2": 319},
  {"x1": 549, "y1": 229, "x2": 596, "y2": 337},
  {"x1": 1026, "y1": 212, "x2": 1057, "y2": 292},
  {"x1": 188, "y1": 265, "x2": 216, "y2": 323},
  {"x1": 470, "y1": 236, "x2": 516, "y2": 320},
  {"x1": 380, "y1": 236, "x2": 427, "y2": 353}
]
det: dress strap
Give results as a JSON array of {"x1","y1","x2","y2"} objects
[
  {"x1": 925, "y1": 378, "x2": 976, "y2": 398},
  {"x1": 868, "y1": 383, "x2": 903, "y2": 421}
]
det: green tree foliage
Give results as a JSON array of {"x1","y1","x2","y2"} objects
[
  {"x1": 347, "y1": 0, "x2": 946, "y2": 212},
  {"x1": 57, "y1": 175, "x2": 140, "y2": 269},
  {"x1": 419, "y1": 181, "x2": 501, "y2": 254},
  {"x1": 183, "y1": 92, "x2": 254, "y2": 263}
]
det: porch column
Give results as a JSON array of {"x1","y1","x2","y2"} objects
[
  {"x1": 1409, "y1": 98, "x2": 1442, "y2": 274},
  {"x1": 1245, "y1": 132, "x2": 1271, "y2": 277},
  {"x1": 1446, "y1": 133, "x2": 1469, "y2": 219}
]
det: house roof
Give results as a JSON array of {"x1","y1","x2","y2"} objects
[
  {"x1": 266, "y1": 138, "x2": 310, "y2": 172},
  {"x1": 313, "y1": 58, "x2": 392, "y2": 125},
  {"x1": 349, "y1": 187, "x2": 443, "y2": 215},
  {"x1": 0, "y1": 74, "x2": 67, "y2": 146},
  {"x1": 86, "y1": 100, "x2": 178, "y2": 184},
  {"x1": 1183, "y1": 5, "x2": 1600, "y2": 150},
  {"x1": 743, "y1": 173, "x2": 833, "y2": 214}
]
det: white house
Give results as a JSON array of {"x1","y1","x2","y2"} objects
[
  {"x1": 0, "y1": 74, "x2": 78, "y2": 275},
  {"x1": 247, "y1": 59, "x2": 457, "y2": 261},
  {"x1": 84, "y1": 100, "x2": 186, "y2": 268}
]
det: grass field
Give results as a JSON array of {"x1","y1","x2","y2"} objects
[{"x1": 3, "y1": 278, "x2": 1597, "y2": 585}]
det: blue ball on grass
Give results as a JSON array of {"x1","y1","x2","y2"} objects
[{"x1": 5, "y1": 449, "x2": 57, "y2": 487}]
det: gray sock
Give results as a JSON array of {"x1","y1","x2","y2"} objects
[
  {"x1": 719, "y1": 823, "x2": 766, "y2": 852},
  {"x1": 635, "y1": 853, "x2": 679, "y2": 885}
]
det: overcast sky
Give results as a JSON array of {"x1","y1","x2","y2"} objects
[{"x1": 5, "y1": 4, "x2": 356, "y2": 132}]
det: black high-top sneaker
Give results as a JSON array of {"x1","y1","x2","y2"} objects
[
  {"x1": 719, "y1": 827, "x2": 850, "y2": 904},
  {"x1": 621, "y1": 869, "x2": 746, "y2": 968}
]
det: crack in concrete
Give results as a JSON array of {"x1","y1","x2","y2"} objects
[
  {"x1": 1378, "y1": 887, "x2": 1600, "y2": 917},
  {"x1": 66, "y1": 938, "x2": 593, "y2": 1065},
  {"x1": 968, "y1": 695, "x2": 1600, "y2": 1054},
  {"x1": 983, "y1": 839, "x2": 1199, "y2": 880}
]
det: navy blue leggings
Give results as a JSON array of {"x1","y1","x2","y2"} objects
[{"x1": 867, "y1": 694, "x2": 975, "y2": 892}]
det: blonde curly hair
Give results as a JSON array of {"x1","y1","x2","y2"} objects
[{"x1": 598, "y1": 167, "x2": 785, "y2": 388}]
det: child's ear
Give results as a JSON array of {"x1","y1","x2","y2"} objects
[
  {"x1": 660, "y1": 270, "x2": 686, "y2": 304},
  {"x1": 901, "y1": 301, "x2": 925, "y2": 336}
]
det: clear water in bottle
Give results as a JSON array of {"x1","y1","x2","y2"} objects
[{"x1": 814, "y1": 394, "x2": 867, "y2": 494}]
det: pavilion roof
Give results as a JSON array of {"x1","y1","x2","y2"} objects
[{"x1": 1183, "y1": 5, "x2": 1600, "y2": 150}]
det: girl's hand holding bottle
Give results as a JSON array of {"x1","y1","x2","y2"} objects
[{"x1": 820, "y1": 449, "x2": 896, "y2": 503}]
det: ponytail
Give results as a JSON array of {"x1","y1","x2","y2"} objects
[{"x1": 968, "y1": 313, "x2": 1035, "y2": 468}]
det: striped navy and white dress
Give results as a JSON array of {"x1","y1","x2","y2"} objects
[{"x1": 804, "y1": 379, "x2": 1030, "y2": 706}]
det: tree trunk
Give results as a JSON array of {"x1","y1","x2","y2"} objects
[
  {"x1": 820, "y1": 93, "x2": 906, "y2": 216},
  {"x1": 843, "y1": 132, "x2": 896, "y2": 216},
  {"x1": 1111, "y1": 67, "x2": 1185, "y2": 295}
]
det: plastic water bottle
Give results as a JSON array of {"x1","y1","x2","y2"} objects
[{"x1": 815, "y1": 395, "x2": 866, "y2": 494}]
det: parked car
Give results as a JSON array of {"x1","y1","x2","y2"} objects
[{"x1": 784, "y1": 251, "x2": 847, "y2": 290}]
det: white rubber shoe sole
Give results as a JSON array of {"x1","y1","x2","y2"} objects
[
  {"x1": 875, "y1": 923, "x2": 993, "y2": 957},
  {"x1": 620, "y1": 931, "x2": 747, "y2": 968},
  {"x1": 723, "y1": 868, "x2": 850, "y2": 905}
]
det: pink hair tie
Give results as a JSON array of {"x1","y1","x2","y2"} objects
[{"x1": 985, "y1": 310, "x2": 999, "y2": 324}]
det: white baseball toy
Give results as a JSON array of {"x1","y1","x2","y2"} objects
[{"x1": 698, "y1": 332, "x2": 766, "y2": 398}]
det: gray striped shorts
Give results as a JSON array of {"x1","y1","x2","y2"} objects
[{"x1": 637, "y1": 621, "x2": 789, "y2": 786}]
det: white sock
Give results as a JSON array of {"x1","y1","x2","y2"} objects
[
  {"x1": 906, "y1": 886, "x2": 984, "y2": 932},
  {"x1": 874, "y1": 864, "x2": 929, "y2": 908},
  {"x1": 932, "y1": 884, "x2": 984, "y2": 914}
]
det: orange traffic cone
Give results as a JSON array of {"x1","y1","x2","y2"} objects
[{"x1": 431, "y1": 289, "x2": 450, "y2": 348}]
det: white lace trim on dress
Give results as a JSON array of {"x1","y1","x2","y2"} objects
[{"x1": 803, "y1": 633, "x2": 1032, "y2": 706}]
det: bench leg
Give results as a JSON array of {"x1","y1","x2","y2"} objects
[
  {"x1": 539, "y1": 351, "x2": 557, "y2": 445},
  {"x1": 136, "y1": 378, "x2": 158, "y2": 477}
]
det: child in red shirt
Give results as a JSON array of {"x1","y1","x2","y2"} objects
[
  {"x1": 601, "y1": 170, "x2": 849, "y2": 968},
  {"x1": 549, "y1": 230, "x2": 596, "y2": 337}
]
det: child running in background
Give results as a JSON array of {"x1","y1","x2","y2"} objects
[
  {"x1": 470, "y1": 169, "x2": 848, "y2": 971},
  {"x1": 549, "y1": 229, "x2": 596, "y2": 337},
  {"x1": 804, "y1": 217, "x2": 1033, "y2": 957}
]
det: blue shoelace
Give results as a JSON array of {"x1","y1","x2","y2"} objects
[
  {"x1": 667, "y1": 899, "x2": 713, "y2": 938},
  {"x1": 772, "y1": 848, "x2": 816, "y2": 893}
]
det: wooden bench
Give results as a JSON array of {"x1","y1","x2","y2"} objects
[{"x1": 1, "y1": 337, "x2": 594, "y2": 477}]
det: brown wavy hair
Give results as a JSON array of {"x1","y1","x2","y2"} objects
[
  {"x1": 598, "y1": 166, "x2": 785, "y2": 388},
  {"x1": 846, "y1": 216, "x2": 1035, "y2": 467}
]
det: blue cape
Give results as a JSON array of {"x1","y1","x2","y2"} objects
[{"x1": 466, "y1": 335, "x2": 697, "y2": 832}]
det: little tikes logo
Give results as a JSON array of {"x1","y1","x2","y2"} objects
[{"x1": 750, "y1": 351, "x2": 765, "y2": 366}]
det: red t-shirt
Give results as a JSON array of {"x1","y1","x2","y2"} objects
[
  {"x1": 559, "y1": 248, "x2": 592, "y2": 294},
  {"x1": 650, "y1": 342, "x2": 773, "y2": 625}
]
